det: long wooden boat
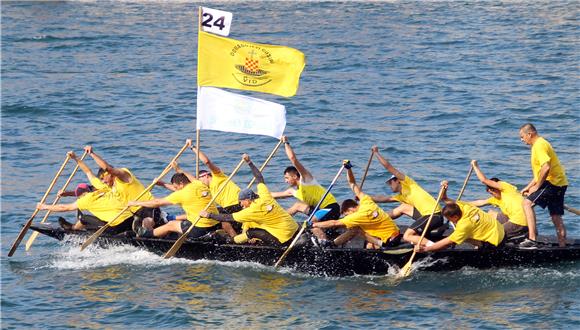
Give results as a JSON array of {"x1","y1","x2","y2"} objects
[{"x1": 30, "y1": 223, "x2": 580, "y2": 276}]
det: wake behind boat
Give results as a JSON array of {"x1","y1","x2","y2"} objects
[{"x1": 30, "y1": 222, "x2": 580, "y2": 277}]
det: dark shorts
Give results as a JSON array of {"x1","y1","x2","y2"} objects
[
  {"x1": 309, "y1": 202, "x2": 341, "y2": 221},
  {"x1": 180, "y1": 221, "x2": 221, "y2": 239},
  {"x1": 496, "y1": 212, "x2": 528, "y2": 238},
  {"x1": 527, "y1": 181, "x2": 567, "y2": 216},
  {"x1": 480, "y1": 235, "x2": 507, "y2": 250},
  {"x1": 247, "y1": 228, "x2": 285, "y2": 246},
  {"x1": 134, "y1": 207, "x2": 163, "y2": 227},
  {"x1": 78, "y1": 212, "x2": 133, "y2": 235},
  {"x1": 384, "y1": 233, "x2": 402, "y2": 247},
  {"x1": 409, "y1": 208, "x2": 445, "y2": 237}
]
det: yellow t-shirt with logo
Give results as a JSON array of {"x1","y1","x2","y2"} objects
[
  {"x1": 76, "y1": 190, "x2": 134, "y2": 226},
  {"x1": 448, "y1": 201, "x2": 505, "y2": 246},
  {"x1": 531, "y1": 137, "x2": 568, "y2": 187},
  {"x1": 486, "y1": 181, "x2": 527, "y2": 227},
  {"x1": 209, "y1": 171, "x2": 241, "y2": 208},
  {"x1": 294, "y1": 178, "x2": 337, "y2": 208},
  {"x1": 233, "y1": 183, "x2": 298, "y2": 243},
  {"x1": 339, "y1": 194, "x2": 399, "y2": 243},
  {"x1": 166, "y1": 181, "x2": 219, "y2": 228},
  {"x1": 392, "y1": 176, "x2": 440, "y2": 216}
]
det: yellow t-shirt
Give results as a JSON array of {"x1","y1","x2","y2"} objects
[
  {"x1": 233, "y1": 183, "x2": 299, "y2": 243},
  {"x1": 448, "y1": 201, "x2": 505, "y2": 246},
  {"x1": 294, "y1": 178, "x2": 337, "y2": 208},
  {"x1": 114, "y1": 168, "x2": 154, "y2": 213},
  {"x1": 209, "y1": 171, "x2": 241, "y2": 208},
  {"x1": 76, "y1": 190, "x2": 134, "y2": 226},
  {"x1": 531, "y1": 137, "x2": 568, "y2": 187},
  {"x1": 339, "y1": 194, "x2": 399, "y2": 243},
  {"x1": 165, "y1": 181, "x2": 219, "y2": 228},
  {"x1": 392, "y1": 176, "x2": 440, "y2": 216},
  {"x1": 486, "y1": 181, "x2": 527, "y2": 227}
]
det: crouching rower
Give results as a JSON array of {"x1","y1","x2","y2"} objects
[
  {"x1": 36, "y1": 181, "x2": 134, "y2": 234},
  {"x1": 199, "y1": 154, "x2": 299, "y2": 246},
  {"x1": 270, "y1": 136, "x2": 340, "y2": 246},
  {"x1": 370, "y1": 146, "x2": 444, "y2": 246},
  {"x1": 415, "y1": 181, "x2": 506, "y2": 253},
  {"x1": 312, "y1": 161, "x2": 401, "y2": 249},
  {"x1": 468, "y1": 160, "x2": 528, "y2": 239},
  {"x1": 129, "y1": 165, "x2": 220, "y2": 239},
  {"x1": 83, "y1": 145, "x2": 162, "y2": 229}
]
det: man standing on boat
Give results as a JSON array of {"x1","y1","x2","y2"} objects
[
  {"x1": 370, "y1": 146, "x2": 444, "y2": 246},
  {"x1": 468, "y1": 160, "x2": 528, "y2": 239},
  {"x1": 270, "y1": 136, "x2": 340, "y2": 246},
  {"x1": 312, "y1": 161, "x2": 401, "y2": 249},
  {"x1": 414, "y1": 181, "x2": 505, "y2": 253},
  {"x1": 84, "y1": 145, "x2": 162, "y2": 228},
  {"x1": 128, "y1": 165, "x2": 221, "y2": 239},
  {"x1": 200, "y1": 154, "x2": 299, "y2": 246},
  {"x1": 36, "y1": 152, "x2": 135, "y2": 234},
  {"x1": 518, "y1": 123, "x2": 568, "y2": 248}
]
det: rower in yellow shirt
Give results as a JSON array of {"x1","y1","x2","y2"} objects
[
  {"x1": 370, "y1": 146, "x2": 443, "y2": 246},
  {"x1": 415, "y1": 181, "x2": 505, "y2": 253},
  {"x1": 518, "y1": 123, "x2": 569, "y2": 248},
  {"x1": 37, "y1": 151, "x2": 135, "y2": 234},
  {"x1": 200, "y1": 154, "x2": 299, "y2": 246},
  {"x1": 83, "y1": 145, "x2": 161, "y2": 228},
  {"x1": 468, "y1": 160, "x2": 528, "y2": 239},
  {"x1": 313, "y1": 161, "x2": 400, "y2": 249},
  {"x1": 270, "y1": 136, "x2": 340, "y2": 246},
  {"x1": 129, "y1": 163, "x2": 220, "y2": 239}
]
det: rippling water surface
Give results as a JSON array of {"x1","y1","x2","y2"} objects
[{"x1": 2, "y1": 1, "x2": 579, "y2": 329}]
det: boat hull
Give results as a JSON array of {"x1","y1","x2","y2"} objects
[{"x1": 30, "y1": 223, "x2": 580, "y2": 276}]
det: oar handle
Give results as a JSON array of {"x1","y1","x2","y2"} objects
[
  {"x1": 8, "y1": 153, "x2": 72, "y2": 257},
  {"x1": 274, "y1": 162, "x2": 347, "y2": 268},
  {"x1": 164, "y1": 157, "x2": 246, "y2": 259},
  {"x1": 359, "y1": 151, "x2": 374, "y2": 190},
  {"x1": 247, "y1": 139, "x2": 283, "y2": 189},
  {"x1": 80, "y1": 141, "x2": 191, "y2": 251},
  {"x1": 456, "y1": 164, "x2": 474, "y2": 202},
  {"x1": 25, "y1": 151, "x2": 89, "y2": 251}
]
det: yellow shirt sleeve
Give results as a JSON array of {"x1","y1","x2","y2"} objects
[{"x1": 165, "y1": 189, "x2": 184, "y2": 205}]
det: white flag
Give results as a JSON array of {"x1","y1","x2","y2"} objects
[
  {"x1": 200, "y1": 7, "x2": 233, "y2": 37},
  {"x1": 196, "y1": 87, "x2": 286, "y2": 139}
]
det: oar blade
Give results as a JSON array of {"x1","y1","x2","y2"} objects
[
  {"x1": 398, "y1": 260, "x2": 414, "y2": 278},
  {"x1": 25, "y1": 231, "x2": 41, "y2": 251},
  {"x1": 7, "y1": 217, "x2": 35, "y2": 257},
  {"x1": 164, "y1": 233, "x2": 188, "y2": 259},
  {"x1": 80, "y1": 225, "x2": 108, "y2": 251}
]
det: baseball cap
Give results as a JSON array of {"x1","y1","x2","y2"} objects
[
  {"x1": 386, "y1": 175, "x2": 397, "y2": 183},
  {"x1": 238, "y1": 188, "x2": 259, "y2": 201},
  {"x1": 75, "y1": 183, "x2": 93, "y2": 197}
]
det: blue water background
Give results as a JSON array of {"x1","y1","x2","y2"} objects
[{"x1": 2, "y1": 1, "x2": 579, "y2": 329}]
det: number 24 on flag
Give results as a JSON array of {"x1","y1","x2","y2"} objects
[{"x1": 200, "y1": 7, "x2": 233, "y2": 37}]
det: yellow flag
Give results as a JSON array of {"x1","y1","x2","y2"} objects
[{"x1": 198, "y1": 31, "x2": 306, "y2": 97}]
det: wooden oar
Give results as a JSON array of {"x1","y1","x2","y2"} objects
[
  {"x1": 163, "y1": 158, "x2": 246, "y2": 259},
  {"x1": 448, "y1": 164, "x2": 474, "y2": 229},
  {"x1": 398, "y1": 185, "x2": 446, "y2": 278},
  {"x1": 274, "y1": 162, "x2": 347, "y2": 268},
  {"x1": 8, "y1": 154, "x2": 71, "y2": 257},
  {"x1": 25, "y1": 151, "x2": 89, "y2": 251},
  {"x1": 246, "y1": 139, "x2": 283, "y2": 189},
  {"x1": 359, "y1": 150, "x2": 374, "y2": 190},
  {"x1": 564, "y1": 204, "x2": 580, "y2": 216},
  {"x1": 80, "y1": 141, "x2": 191, "y2": 251}
]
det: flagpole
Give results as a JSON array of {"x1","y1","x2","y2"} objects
[{"x1": 196, "y1": 6, "x2": 202, "y2": 177}]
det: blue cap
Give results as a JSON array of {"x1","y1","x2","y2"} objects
[{"x1": 238, "y1": 188, "x2": 259, "y2": 201}]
